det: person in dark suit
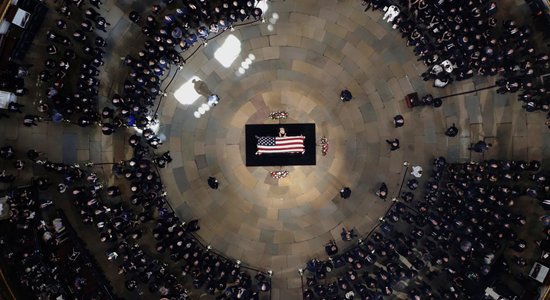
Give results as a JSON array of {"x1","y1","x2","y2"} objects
[
  {"x1": 340, "y1": 187, "x2": 352, "y2": 199},
  {"x1": 325, "y1": 240, "x2": 338, "y2": 256},
  {"x1": 340, "y1": 89, "x2": 353, "y2": 102},
  {"x1": 386, "y1": 139, "x2": 400, "y2": 151},
  {"x1": 468, "y1": 140, "x2": 491, "y2": 153},
  {"x1": 208, "y1": 176, "x2": 219, "y2": 189},
  {"x1": 376, "y1": 183, "x2": 388, "y2": 200},
  {"x1": 341, "y1": 227, "x2": 357, "y2": 241},
  {"x1": 445, "y1": 123, "x2": 458, "y2": 137},
  {"x1": 186, "y1": 219, "x2": 200, "y2": 232},
  {"x1": 393, "y1": 115, "x2": 404, "y2": 128}
]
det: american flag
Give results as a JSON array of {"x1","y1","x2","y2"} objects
[{"x1": 256, "y1": 135, "x2": 305, "y2": 155}]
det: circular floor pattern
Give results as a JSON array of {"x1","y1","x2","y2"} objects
[
  {"x1": 151, "y1": 0, "x2": 543, "y2": 294},
  {"x1": 160, "y1": 0, "x2": 434, "y2": 268}
]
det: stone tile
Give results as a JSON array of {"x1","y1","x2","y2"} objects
[
  {"x1": 240, "y1": 25, "x2": 262, "y2": 40},
  {"x1": 195, "y1": 154, "x2": 208, "y2": 169},
  {"x1": 493, "y1": 93, "x2": 511, "y2": 107},
  {"x1": 62, "y1": 133, "x2": 78, "y2": 164},
  {"x1": 172, "y1": 166, "x2": 190, "y2": 194},
  {"x1": 273, "y1": 230, "x2": 295, "y2": 244},
  {"x1": 77, "y1": 149, "x2": 90, "y2": 161},
  {"x1": 465, "y1": 95, "x2": 483, "y2": 124},
  {"x1": 323, "y1": 45, "x2": 344, "y2": 62}
]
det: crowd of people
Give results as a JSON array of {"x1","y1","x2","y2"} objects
[
  {"x1": 362, "y1": 0, "x2": 549, "y2": 111},
  {"x1": 0, "y1": 0, "x2": 271, "y2": 298},
  {"x1": 36, "y1": 0, "x2": 113, "y2": 124},
  {"x1": 99, "y1": 0, "x2": 264, "y2": 143},
  {"x1": 0, "y1": 180, "x2": 114, "y2": 299},
  {"x1": 0, "y1": 62, "x2": 31, "y2": 101},
  {"x1": 0, "y1": 138, "x2": 272, "y2": 299},
  {"x1": 5, "y1": 0, "x2": 265, "y2": 136},
  {"x1": 0, "y1": 62, "x2": 33, "y2": 122},
  {"x1": 304, "y1": 157, "x2": 545, "y2": 299},
  {"x1": 9, "y1": 135, "x2": 267, "y2": 299}
]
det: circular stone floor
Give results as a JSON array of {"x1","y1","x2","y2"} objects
[{"x1": 151, "y1": 0, "x2": 547, "y2": 295}]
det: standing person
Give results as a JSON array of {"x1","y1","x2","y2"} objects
[
  {"x1": 445, "y1": 123, "x2": 458, "y2": 137},
  {"x1": 207, "y1": 94, "x2": 219, "y2": 106},
  {"x1": 340, "y1": 187, "x2": 352, "y2": 199},
  {"x1": 27, "y1": 149, "x2": 44, "y2": 161},
  {"x1": 341, "y1": 227, "x2": 357, "y2": 241},
  {"x1": 208, "y1": 176, "x2": 219, "y2": 189},
  {"x1": 411, "y1": 165, "x2": 423, "y2": 178},
  {"x1": 386, "y1": 139, "x2": 400, "y2": 151},
  {"x1": 340, "y1": 89, "x2": 353, "y2": 102},
  {"x1": 376, "y1": 183, "x2": 388, "y2": 200},
  {"x1": 393, "y1": 115, "x2": 404, "y2": 128},
  {"x1": 186, "y1": 219, "x2": 200, "y2": 232},
  {"x1": 468, "y1": 140, "x2": 491, "y2": 153}
]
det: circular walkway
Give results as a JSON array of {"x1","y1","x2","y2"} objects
[{"x1": 151, "y1": 0, "x2": 548, "y2": 296}]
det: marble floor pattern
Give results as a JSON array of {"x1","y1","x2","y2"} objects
[{"x1": 4, "y1": 0, "x2": 550, "y2": 299}]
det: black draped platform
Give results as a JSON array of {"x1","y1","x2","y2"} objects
[{"x1": 245, "y1": 123, "x2": 316, "y2": 166}]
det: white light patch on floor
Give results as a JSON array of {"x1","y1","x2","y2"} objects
[
  {"x1": 174, "y1": 76, "x2": 201, "y2": 105},
  {"x1": 214, "y1": 34, "x2": 241, "y2": 68}
]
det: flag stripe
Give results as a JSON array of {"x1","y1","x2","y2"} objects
[
  {"x1": 258, "y1": 142, "x2": 304, "y2": 147},
  {"x1": 256, "y1": 135, "x2": 305, "y2": 154},
  {"x1": 257, "y1": 149, "x2": 305, "y2": 153},
  {"x1": 257, "y1": 145, "x2": 304, "y2": 149},
  {"x1": 276, "y1": 136, "x2": 305, "y2": 140},
  {"x1": 257, "y1": 146, "x2": 305, "y2": 151},
  {"x1": 275, "y1": 140, "x2": 304, "y2": 145}
]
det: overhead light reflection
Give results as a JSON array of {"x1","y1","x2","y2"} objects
[
  {"x1": 214, "y1": 34, "x2": 241, "y2": 68},
  {"x1": 174, "y1": 76, "x2": 202, "y2": 105}
]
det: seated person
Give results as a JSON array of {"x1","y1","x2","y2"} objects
[
  {"x1": 325, "y1": 240, "x2": 338, "y2": 256},
  {"x1": 382, "y1": 5, "x2": 400, "y2": 23},
  {"x1": 407, "y1": 179, "x2": 419, "y2": 190}
]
